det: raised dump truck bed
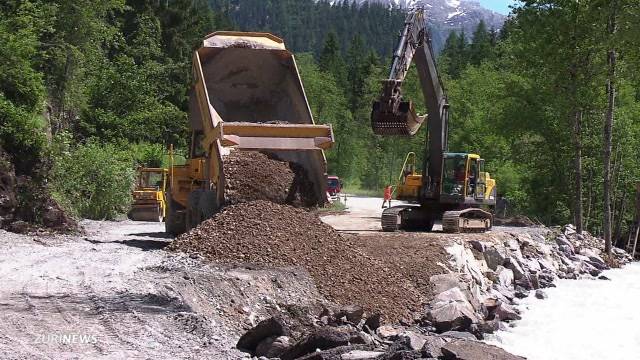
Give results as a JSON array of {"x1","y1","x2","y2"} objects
[{"x1": 166, "y1": 32, "x2": 334, "y2": 235}]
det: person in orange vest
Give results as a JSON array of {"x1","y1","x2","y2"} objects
[{"x1": 382, "y1": 184, "x2": 394, "y2": 208}]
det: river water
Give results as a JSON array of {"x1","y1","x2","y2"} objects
[{"x1": 486, "y1": 262, "x2": 640, "y2": 359}]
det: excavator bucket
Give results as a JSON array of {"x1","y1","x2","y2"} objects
[
  {"x1": 371, "y1": 100, "x2": 425, "y2": 136},
  {"x1": 371, "y1": 80, "x2": 425, "y2": 136}
]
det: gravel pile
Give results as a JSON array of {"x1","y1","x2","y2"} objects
[
  {"x1": 168, "y1": 200, "x2": 423, "y2": 322},
  {"x1": 223, "y1": 151, "x2": 318, "y2": 207}
]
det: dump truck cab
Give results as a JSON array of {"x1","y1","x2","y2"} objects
[{"x1": 129, "y1": 168, "x2": 168, "y2": 222}]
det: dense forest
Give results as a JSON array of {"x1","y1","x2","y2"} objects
[
  {"x1": 2, "y1": 0, "x2": 640, "y2": 249},
  {"x1": 209, "y1": 0, "x2": 406, "y2": 56}
]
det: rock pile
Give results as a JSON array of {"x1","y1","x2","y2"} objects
[
  {"x1": 236, "y1": 307, "x2": 525, "y2": 360},
  {"x1": 223, "y1": 151, "x2": 319, "y2": 207},
  {"x1": 423, "y1": 224, "x2": 633, "y2": 339},
  {"x1": 168, "y1": 200, "x2": 423, "y2": 322}
]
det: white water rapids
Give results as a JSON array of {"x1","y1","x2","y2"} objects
[{"x1": 486, "y1": 262, "x2": 640, "y2": 360}]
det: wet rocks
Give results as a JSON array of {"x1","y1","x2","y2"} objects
[{"x1": 535, "y1": 290, "x2": 547, "y2": 299}]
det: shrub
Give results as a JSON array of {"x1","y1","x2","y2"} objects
[{"x1": 50, "y1": 136, "x2": 135, "y2": 220}]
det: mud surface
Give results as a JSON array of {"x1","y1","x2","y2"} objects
[
  {"x1": 0, "y1": 220, "x2": 326, "y2": 359},
  {"x1": 223, "y1": 151, "x2": 318, "y2": 207},
  {"x1": 169, "y1": 200, "x2": 428, "y2": 322}
]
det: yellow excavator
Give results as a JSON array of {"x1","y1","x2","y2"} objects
[
  {"x1": 129, "y1": 167, "x2": 168, "y2": 222},
  {"x1": 165, "y1": 32, "x2": 334, "y2": 235},
  {"x1": 372, "y1": 8, "x2": 496, "y2": 233}
]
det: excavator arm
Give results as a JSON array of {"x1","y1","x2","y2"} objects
[{"x1": 371, "y1": 7, "x2": 449, "y2": 199}]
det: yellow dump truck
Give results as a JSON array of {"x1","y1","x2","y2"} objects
[
  {"x1": 165, "y1": 32, "x2": 334, "y2": 235},
  {"x1": 129, "y1": 167, "x2": 168, "y2": 222}
]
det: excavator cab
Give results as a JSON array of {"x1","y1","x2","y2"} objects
[{"x1": 441, "y1": 153, "x2": 496, "y2": 202}]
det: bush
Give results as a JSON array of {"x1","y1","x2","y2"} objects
[{"x1": 50, "y1": 136, "x2": 135, "y2": 220}]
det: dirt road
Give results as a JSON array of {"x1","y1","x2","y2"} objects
[
  {"x1": 0, "y1": 221, "x2": 324, "y2": 359},
  {"x1": 320, "y1": 195, "x2": 449, "y2": 232}
]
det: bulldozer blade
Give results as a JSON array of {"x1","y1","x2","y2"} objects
[
  {"x1": 129, "y1": 205, "x2": 162, "y2": 222},
  {"x1": 371, "y1": 100, "x2": 425, "y2": 136}
]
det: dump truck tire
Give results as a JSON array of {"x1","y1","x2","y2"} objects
[
  {"x1": 165, "y1": 193, "x2": 186, "y2": 236},
  {"x1": 198, "y1": 189, "x2": 219, "y2": 221}
]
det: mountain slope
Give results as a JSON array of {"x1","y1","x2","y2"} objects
[
  {"x1": 208, "y1": 0, "x2": 505, "y2": 55},
  {"x1": 357, "y1": 0, "x2": 506, "y2": 48}
]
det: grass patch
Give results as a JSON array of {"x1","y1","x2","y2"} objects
[
  {"x1": 342, "y1": 185, "x2": 382, "y2": 197},
  {"x1": 318, "y1": 198, "x2": 348, "y2": 212}
]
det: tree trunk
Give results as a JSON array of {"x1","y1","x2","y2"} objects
[
  {"x1": 585, "y1": 169, "x2": 593, "y2": 230},
  {"x1": 613, "y1": 195, "x2": 625, "y2": 248},
  {"x1": 603, "y1": 1, "x2": 617, "y2": 255},
  {"x1": 631, "y1": 183, "x2": 640, "y2": 258},
  {"x1": 572, "y1": 110, "x2": 583, "y2": 233}
]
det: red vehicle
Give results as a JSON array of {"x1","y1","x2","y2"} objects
[{"x1": 327, "y1": 176, "x2": 342, "y2": 196}]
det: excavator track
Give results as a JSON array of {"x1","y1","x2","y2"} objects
[
  {"x1": 380, "y1": 205, "x2": 418, "y2": 232},
  {"x1": 442, "y1": 208, "x2": 493, "y2": 233}
]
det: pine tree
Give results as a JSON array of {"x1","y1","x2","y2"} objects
[
  {"x1": 470, "y1": 20, "x2": 492, "y2": 65},
  {"x1": 319, "y1": 31, "x2": 347, "y2": 87}
]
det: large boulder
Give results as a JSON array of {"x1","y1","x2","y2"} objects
[
  {"x1": 237, "y1": 316, "x2": 289, "y2": 353},
  {"x1": 255, "y1": 335, "x2": 291, "y2": 358},
  {"x1": 493, "y1": 303, "x2": 521, "y2": 321},
  {"x1": 504, "y1": 257, "x2": 526, "y2": 280},
  {"x1": 430, "y1": 273, "x2": 466, "y2": 294},
  {"x1": 428, "y1": 287, "x2": 479, "y2": 333},
  {"x1": 294, "y1": 345, "x2": 378, "y2": 360},
  {"x1": 483, "y1": 246, "x2": 507, "y2": 271},
  {"x1": 335, "y1": 305, "x2": 365, "y2": 324},
  {"x1": 495, "y1": 266, "x2": 514, "y2": 288},
  {"x1": 281, "y1": 326, "x2": 361, "y2": 360},
  {"x1": 420, "y1": 335, "x2": 449, "y2": 358},
  {"x1": 398, "y1": 331, "x2": 427, "y2": 351},
  {"x1": 441, "y1": 339, "x2": 526, "y2": 360}
]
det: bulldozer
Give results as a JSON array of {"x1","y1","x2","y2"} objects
[
  {"x1": 165, "y1": 31, "x2": 335, "y2": 236},
  {"x1": 372, "y1": 8, "x2": 496, "y2": 233},
  {"x1": 129, "y1": 167, "x2": 168, "y2": 222}
]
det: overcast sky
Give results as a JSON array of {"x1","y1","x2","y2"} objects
[{"x1": 477, "y1": 0, "x2": 518, "y2": 15}]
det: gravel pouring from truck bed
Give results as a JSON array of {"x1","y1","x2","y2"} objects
[
  {"x1": 223, "y1": 151, "x2": 318, "y2": 206},
  {"x1": 168, "y1": 200, "x2": 425, "y2": 322}
]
